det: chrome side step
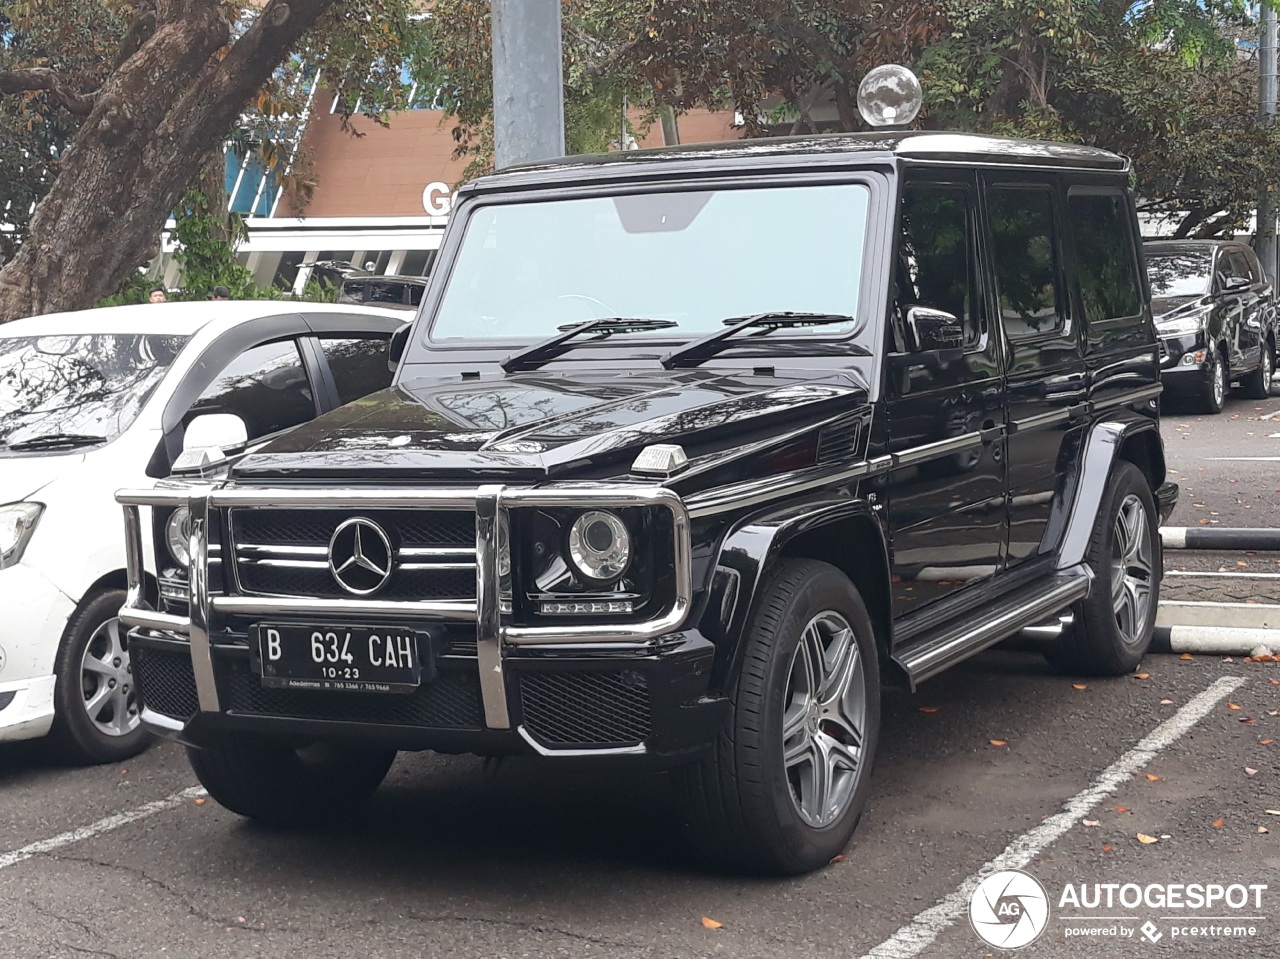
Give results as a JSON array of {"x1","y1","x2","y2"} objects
[{"x1": 892, "y1": 566, "x2": 1091, "y2": 690}]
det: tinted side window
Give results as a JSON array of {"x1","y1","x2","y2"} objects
[
  {"x1": 897, "y1": 183, "x2": 981, "y2": 347},
  {"x1": 1227, "y1": 250, "x2": 1254, "y2": 285},
  {"x1": 188, "y1": 340, "x2": 315, "y2": 440},
  {"x1": 988, "y1": 186, "x2": 1065, "y2": 339},
  {"x1": 1068, "y1": 192, "x2": 1142, "y2": 324},
  {"x1": 319, "y1": 336, "x2": 395, "y2": 406}
]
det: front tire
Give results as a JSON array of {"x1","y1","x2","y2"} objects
[
  {"x1": 188, "y1": 737, "x2": 396, "y2": 826},
  {"x1": 1198, "y1": 347, "x2": 1227, "y2": 413},
  {"x1": 677, "y1": 559, "x2": 881, "y2": 874},
  {"x1": 1047, "y1": 461, "x2": 1159, "y2": 675},
  {"x1": 1241, "y1": 341, "x2": 1273, "y2": 399},
  {"x1": 50, "y1": 588, "x2": 149, "y2": 765}
]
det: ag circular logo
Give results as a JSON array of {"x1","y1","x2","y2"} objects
[{"x1": 969, "y1": 869, "x2": 1050, "y2": 949}]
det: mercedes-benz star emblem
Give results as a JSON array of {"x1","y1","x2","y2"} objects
[{"x1": 328, "y1": 518, "x2": 394, "y2": 595}]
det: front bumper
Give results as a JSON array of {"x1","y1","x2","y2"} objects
[
  {"x1": 1158, "y1": 332, "x2": 1212, "y2": 381},
  {"x1": 117, "y1": 483, "x2": 718, "y2": 765},
  {"x1": 0, "y1": 563, "x2": 76, "y2": 740}
]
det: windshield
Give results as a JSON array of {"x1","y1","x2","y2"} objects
[
  {"x1": 0, "y1": 333, "x2": 188, "y2": 448},
  {"x1": 427, "y1": 183, "x2": 871, "y2": 344},
  {"x1": 1146, "y1": 251, "x2": 1212, "y2": 298}
]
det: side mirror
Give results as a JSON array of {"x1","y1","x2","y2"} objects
[
  {"x1": 905, "y1": 306, "x2": 964, "y2": 352},
  {"x1": 183, "y1": 413, "x2": 248, "y2": 455},
  {"x1": 388, "y1": 324, "x2": 411, "y2": 372},
  {"x1": 1222, "y1": 275, "x2": 1252, "y2": 293}
]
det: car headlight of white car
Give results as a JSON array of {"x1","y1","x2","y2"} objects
[
  {"x1": 0, "y1": 502, "x2": 43, "y2": 570},
  {"x1": 165, "y1": 506, "x2": 193, "y2": 568}
]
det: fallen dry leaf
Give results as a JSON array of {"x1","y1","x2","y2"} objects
[
  {"x1": 1136, "y1": 672, "x2": 1150, "y2": 680},
  {"x1": 701, "y1": 917, "x2": 723, "y2": 930},
  {"x1": 1228, "y1": 702, "x2": 1243, "y2": 710},
  {"x1": 1160, "y1": 699, "x2": 1174, "y2": 705},
  {"x1": 1270, "y1": 710, "x2": 1280, "y2": 717},
  {"x1": 1116, "y1": 806, "x2": 1132, "y2": 814},
  {"x1": 1212, "y1": 818, "x2": 1225, "y2": 828},
  {"x1": 989, "y1": 739, "x2": 1008, "y2": 746},
  {"x1": 1245, "y1": 767, "x2": 1259, "y2": 776},
  {"x1": 1082, "y1": 819, "x2": 1100, "y2": 826},
  {"x1": 1241, "y1": 717, "x2": 1256, "y2": 724},
  {"x1": 1260, "y1": 740, "x2": 1275, "y2": 746},
  {"x1": 194, "y1": 798, "x2": 206, "y2": 806},
  {"x1": 1072, "y1": 683, "x2": 1088, "y2": 690},
  {"x1": 918, "y1": 706, "x2": 939, "y2": 713},
  {"x1": 1260, "y1": 826, "x2": 1271, "y2": 834},
  {"x1": 1265, "y1": 810, "x2": 1280, "y2": 816},
  {"x1": 1145, "y1": 774, "x2": 1161, "y2": 781},
  {"x1": 1270, "y1": 679, "x2": 1279, "y2": 686},
  {"x1": 1180, "y1": 653, "x2": 1195, "y2": 660},
  {"x1": 1137, "y1": 833, "x2": 1159, "y2": 844},
  {"x1": 1103, "y1": 844, "x2": 1115, "y2": 852}
]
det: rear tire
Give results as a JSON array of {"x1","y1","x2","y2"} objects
[
  {"x1": 676, "y1": 559, "x2": 880, "y2": 875},
  {"x1": 1198, "y1": 347, "x2": 1227, "y2": 413},
  {"x1": 1046, "y1": 461, "x2": 1159, "y2": 675},
  {"x1": 1241, "y1": 341, "x2": 1273, "y2": 399},
  {"x1": 188, "y1": 736, "x2": 396, "y2": 826}
]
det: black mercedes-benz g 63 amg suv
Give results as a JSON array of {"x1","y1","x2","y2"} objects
[{"x1": 118, "y1": 130, "x2": 1177, "y2": 875}]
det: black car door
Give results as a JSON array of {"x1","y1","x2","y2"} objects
[
  {"x1": 1226, "y1": 247, "x2": 1264, "y2": 371},
  {"x1": 883, "y1": 173, "x2": 1007, "y2": 618},
  {"x1": 982, "y1": 175, "x2": 1087, "y2": 568}
]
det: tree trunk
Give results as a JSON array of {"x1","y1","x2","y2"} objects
[{"x1": 0, "y1": 0, "x2": 336, "y2": 323}]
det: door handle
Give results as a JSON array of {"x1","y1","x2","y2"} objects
[
  {"x1": 979, "y1": 419, "x2": 1004, "y2": 444},
  {"x1": 1068, "y1": 403, "x2": 1090, "y2": 422}
]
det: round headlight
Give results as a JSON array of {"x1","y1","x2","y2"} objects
[
  {"x1": 497, "y1": 517, "x2": 512, "y2": 579},
  {"x1": 567, "y1": 510, "x2": 631, "y2": 582},
  {"x1": 166, "y1": 507, "x2": 192, "y2": 568}
]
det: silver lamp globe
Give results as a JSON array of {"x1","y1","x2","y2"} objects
[{"x1": 857, "y1": 64, "x2": 923, "y2": 128}]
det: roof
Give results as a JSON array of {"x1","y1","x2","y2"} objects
[
  {"x1": 0, "y1": 300, "x2": 406, "y2": 338},
  {"x1": 467, "y1": 130, "x2": 1129, "y2": 194}
]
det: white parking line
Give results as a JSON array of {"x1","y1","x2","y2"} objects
[
  {"x1": 0, "y1": 785, "x2": 206, "y2": 872},
  {"x1": 857, "y1": 675, "x2": 1245, "y2": 959}
]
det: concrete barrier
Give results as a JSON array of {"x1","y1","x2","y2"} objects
[
  {"x1": 1151, "y1": 601, "x2": 1280, "y2": 655},
  {"x1": 1161, "y1": 527, "x2": 1280, "y2": 550}
]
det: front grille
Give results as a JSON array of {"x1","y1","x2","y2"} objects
[
  {"x1": 217, "y1": 659, "x2": 484, "y2": 729},
  {"x1": 230, "y1": 508, "x2": 477, "y2": 600},
  {"x1": 519, "y1": 671, "x2": 652, "y2": 747},
  {"x1": 133, "y1": 646, "x2": 199, "y2": 720}
]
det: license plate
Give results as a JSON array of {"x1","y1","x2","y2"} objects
[{"x1": 254, "y1": 624, "x2": 426, "y2": 694}]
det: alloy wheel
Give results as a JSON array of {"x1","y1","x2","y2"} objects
[
  {"x1": 781, "y1": 611, "x2": 869, "y2": 828},
  {"x1": 79, "y1": 618, "x2": 140, "y2": 737},
  {"x1": 1212, "y1": 353, "x2": 1226, "y2": 408},
  {"x1": 1110, "y1": 494, "x2": 1154, "y2": 647}
]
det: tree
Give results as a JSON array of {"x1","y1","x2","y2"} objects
[{"x1": 0, "y1": 0, "x2": 420, "y2": 322}]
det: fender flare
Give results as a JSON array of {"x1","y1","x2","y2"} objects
[
  {"x1": 700, "y1": 497, "x2": 890, "y2": 691},
  {"x1": 1056, "y1": 415, "x2": 1164, "y2": 570}
]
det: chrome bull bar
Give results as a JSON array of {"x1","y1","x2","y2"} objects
[{"x1": 116, "y1": 484, "x2": 693, "y2": 730}]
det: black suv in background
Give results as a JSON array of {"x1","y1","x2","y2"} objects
[
  {"x1": 1145, "y1": 239, "x2": 1276, "y2": 412},
  {"x1": 118, "y1": 132, "x2": 1177, "y2": 875}
]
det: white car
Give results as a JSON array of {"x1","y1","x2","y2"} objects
[{"x1": 0, "y1": 300, "x2": 407, "y2": 763}]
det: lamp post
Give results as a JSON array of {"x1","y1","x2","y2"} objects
[
  {"x1": 491, "y1": 0, "x2": 566, "y2": 170},
  {"x1": 1260, "y1": 2, "x2": 1278, "y2": 284}
]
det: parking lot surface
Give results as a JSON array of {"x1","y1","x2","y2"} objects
[{"x1": 2, "y1": 390, "x2": 1278, "y2": 959}]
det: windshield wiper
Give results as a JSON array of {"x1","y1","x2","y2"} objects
[
  {"x1": 4, "y1": 432, "x2": 108, "y2": 451},
  {"x1": 501, "y1": 317, "x2": 679, "y2": 373},
  {"x1": 661, "y1": 312, "x2": 860, "y2": 369}
]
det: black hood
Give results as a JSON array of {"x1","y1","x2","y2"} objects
[
  {"x1": 1152, "y1": 295, "x2": 1208, "y2": 321},
  {"x1": 233, "y1": 367, "x2": 870, "y2": 482}
]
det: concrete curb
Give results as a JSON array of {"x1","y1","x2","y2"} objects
[
  {"x1": 1160, "y1": 526, "x2": 1280, "y2": 550},
  {"x1": 1151, "y1": 601, "x2": 1280, "y2": 655}
]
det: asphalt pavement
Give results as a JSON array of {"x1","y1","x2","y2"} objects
[{"x1": 1, "y1": 385, "x2": 1278, "y2": 959}]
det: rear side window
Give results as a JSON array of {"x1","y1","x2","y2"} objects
[
  {"x1": 988, "y1": 186, "x2": 1065, "y2": 339},
  {"x1": 897, "y1": 183, "x2": 982, "y2": 348},
  {"x1": 319, "y1": 336, "x2": 395, "y2": 405},
  {"x1": 1068, "y1": 192, "x2": 1142, "y2": 324},
  {"x1": 1226, "y1": 250, "x2": 1255, "y2": 286}
]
